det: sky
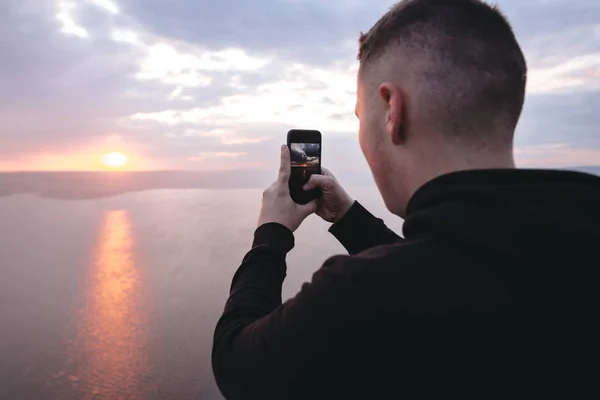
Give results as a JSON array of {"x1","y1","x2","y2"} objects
[{"x1": 0, "y1": 0, "x2": 599, "y2": 172}]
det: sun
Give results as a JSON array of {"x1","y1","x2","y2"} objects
[{"x1": 102, "y1": 152, "x2": 129, "y2": 168}]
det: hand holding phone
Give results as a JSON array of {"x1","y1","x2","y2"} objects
[
  {"x1": 257, "y1": 144, "x2": 319, "y2": 232},
  {"x1": 287, "y1": 129, "x2": 322, "y2": 204}
]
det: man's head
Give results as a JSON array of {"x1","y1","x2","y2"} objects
[{"x1": 356, "y1": 0, "x2": 527, "y2": 217}]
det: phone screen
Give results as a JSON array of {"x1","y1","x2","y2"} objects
[{"x1": 289, "y1": 141, "x2": 321, "y2": 204}]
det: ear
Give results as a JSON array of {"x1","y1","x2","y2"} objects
[{"x1": 379, "y1": 82, "x2": 404, "y2": 145}]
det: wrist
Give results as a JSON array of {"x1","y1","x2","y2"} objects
[
  {"x1": 253, "y1": 222, "x2": 295, "y2": 254},
  {"x1": 333, "y1": 199, "x2": 355, "y2": 223},
  {"x1": 258, "y1": 218, "x2": 293, "y2": 232}
]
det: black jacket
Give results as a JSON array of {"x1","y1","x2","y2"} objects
[{"x1": 212, "y1": 169, "x2": 600, "y2": 399}]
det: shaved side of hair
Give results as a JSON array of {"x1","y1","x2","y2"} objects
[{"x1": 358, "y1": 0, "x2": 527, "y2": 146}]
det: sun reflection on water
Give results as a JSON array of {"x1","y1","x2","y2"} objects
[{"x1": 68, "y1": 210, "x2": 153, "y2": 398}]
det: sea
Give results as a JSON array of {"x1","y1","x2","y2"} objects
[{"x1": 0, "y1": 172, "x2": 404, "y2": 399}]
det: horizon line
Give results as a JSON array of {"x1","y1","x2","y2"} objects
[
  {"x1": 1, "y1": 165, "x2": 599, "y2": 174},
  {"x1": 0, "y1": 169, "x2": 275, "y2": 174}
]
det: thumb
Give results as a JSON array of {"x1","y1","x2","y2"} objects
[
  {"x1": 300, "y1": 199, "x2": 319, "y2": 215},
  {"x1": 277, "y1": 144, "x2": 291, "y2": 184}
]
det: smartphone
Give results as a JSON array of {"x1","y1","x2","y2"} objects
[{"x1": 287, "y1": 129, "x2": 322, "y2": 204}]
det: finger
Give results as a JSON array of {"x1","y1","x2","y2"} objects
[
  {"x1": 277, "y1": 145, "x2": 291, "y2": 184},
  {"x1": 304, "y1": 174, "x2": 331, "y2": 191},
  {"x1": 300, "y1": 199, "x2": 319, "y2": 215},
  {"x1": 320, "y1": 167, "x2": 335, "y2": 177}
]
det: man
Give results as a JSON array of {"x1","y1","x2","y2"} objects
[{"x1": 212, "y1": 0, "x2": 600, "y2": 399}]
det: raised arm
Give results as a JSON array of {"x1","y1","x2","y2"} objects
[
  {"x1": 211, "y1": 144, "x2": 333, "y2": 398},
  {"x1": 304, "y1": 169, "x2": 402, "y2": 255},
  {"x1": 212, "y1": 224, "x2": 357, "y2": 399},
  {"x1": 328, "y1": 200, "x2": 401, "y2": 255}
]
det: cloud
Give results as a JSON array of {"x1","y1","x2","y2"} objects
[
  {"x1": 528, "y1": 53, "x2": 600, "y2": 94},
  {"x1": 516, "y1": 144, "x2": 600, "y2": 168},
  {"x1": 111, "y1": 29, "x2": 140, "y2": 45},
  {"x1": 1, "y1": 0, "x2": 599, "y2": 172},
  {"x1": 56, "y1": 2, "x2": 89, "y2": 38},
  {"x1": 516, "y1": 90, "x2": 600, "y2": 148},
  {"x1": 134, "y1": 43, "x2": 270, "y2": 88},
  {"x1": 221, "y1": 137, "x2": 272, "y2": 145},
  {"x1": 189, "y1": 151, "x2": 248, "y2": 161},
  {"x1": 129, "y1": 63, "x2": 359, "y2": 134},
  {"x1": 119, "y1": 0, "x2": 380, "y2": 66},
  {"x1": 88, "y1": 0, "x2": 119, "y2": 15}
]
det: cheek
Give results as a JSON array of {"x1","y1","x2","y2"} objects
[
  {"x1": 358, "y1": 121, "x2": 366, "y2": 157},
  {"x1": 358, "y1": 118, "x2": 373, "y2": 162},
  {"x1": 359, "y1": 118, "x2": 389, "y2": 190}
]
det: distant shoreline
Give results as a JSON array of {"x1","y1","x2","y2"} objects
[{"x1": 1, "y1": 167, "x2": 597, "y2": 200}]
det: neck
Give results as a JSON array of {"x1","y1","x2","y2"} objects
[{"x1": 402, "y1": 144, "x2": 516, "y2": 207}]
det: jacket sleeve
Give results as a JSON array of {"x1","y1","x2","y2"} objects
[
  {"x1": 328, "y1": 201, "x2": 402, "y2": 255},
  {"x1": 212, "y1": 223, "x2": 357, "y2": 400}
]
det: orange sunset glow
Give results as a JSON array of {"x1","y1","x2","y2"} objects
[
  {"x1": 0, "y1": 145, "x2": 157, "y2": 172},
  {"x1": 102, "y1": 152, "x2": 129, "y2": 168}
]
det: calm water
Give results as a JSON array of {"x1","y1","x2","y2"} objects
[{"x1": 0, "y1": 187, "x2": 402, "y2": 399}]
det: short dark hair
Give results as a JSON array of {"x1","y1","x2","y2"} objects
[{"x1": 358, "y1": 0, "x2": 527, "y2": 143}]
